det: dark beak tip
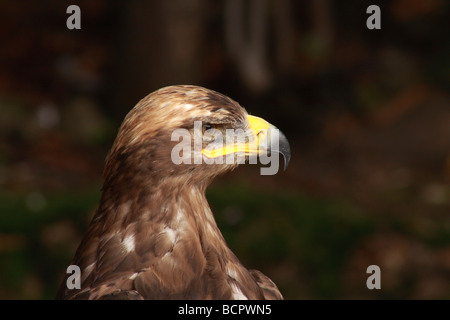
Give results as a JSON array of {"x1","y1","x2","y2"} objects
[
  {"x1": 282, "y1": 148, "x2": 291, "y2": 171},
  {"x1": 268, "y1": 127, "x2": 291, "y2": 172},
  {"x1": 284, "y1": 156, "x2": 290, "y2": 171},
  {"x1": 279, "y1": 133, "x2": 291, "y2": 171}
]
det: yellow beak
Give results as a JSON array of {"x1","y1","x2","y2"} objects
[{"x1": 201, "y1": 115, "x2": 291, "y2": 169}]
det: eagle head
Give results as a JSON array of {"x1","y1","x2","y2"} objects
[
  {"x1": 104, "y1": 85, "x2": 290, "y2": 189},
  {"x1": 58, "y1": 85, "x2": 289, "y2": 300}
]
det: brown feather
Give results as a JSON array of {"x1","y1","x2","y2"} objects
[{"x1": 57, "y1": 85, "x2": 283, "y2": 300}]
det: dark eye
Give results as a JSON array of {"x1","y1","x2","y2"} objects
[{"x1": 202, "y1": 123, "x2": 213, "y2": 134}]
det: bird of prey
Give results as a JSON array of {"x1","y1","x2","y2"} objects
[{"x1": 57, "y1": 85, "x2": 290, "y2": 300}]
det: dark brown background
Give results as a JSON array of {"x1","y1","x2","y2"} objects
[{"x1": 0, "y1": 0, "x2": 449, "y2": 299}]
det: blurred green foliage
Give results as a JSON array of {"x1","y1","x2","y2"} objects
[
  {"x1": 208, "y1": 184, "x2": 374, "y2": 298},
  {"x1": 0, "y1": 184, "x2": 374, "y2": 299}
]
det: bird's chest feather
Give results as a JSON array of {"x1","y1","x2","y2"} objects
[{"x1": 70, "y1": 195, "x2": 260, "y2": 299}]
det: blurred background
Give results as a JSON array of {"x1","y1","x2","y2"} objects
[{"x1": 0, "y1": 0, "x2": 449, "y2": 299}]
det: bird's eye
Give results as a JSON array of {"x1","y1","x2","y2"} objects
[{"x1": 202, "y1": 123, "x2": 213, "y2": 134}]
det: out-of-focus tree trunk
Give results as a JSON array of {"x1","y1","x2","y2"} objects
[
  {"x1": 225, "y1": 0, "x2": 272, "y2": 95},
  {"x1": 224, "y1": 0, "x2": 296, "y2": 95},
  {"x1": 311, "y1": 0, "x2": 334, "y2": 62},
  {"x1": 113, "y1": 0, "x2": 206, "y2": 115},
  {"x1": 274, "y1": 0, "x2": 295, "y2": 74}
]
